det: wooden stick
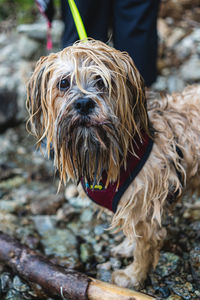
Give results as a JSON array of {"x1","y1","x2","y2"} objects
[
  {"x1": 0, "y1": 231, "x2": 155, "y2": 300},
  {"x1": 88, "y1": 279, "x2": 155, "y2": 300},
  {"x1": 0, "y1": 231, "x2": 90, "y2": 300}
]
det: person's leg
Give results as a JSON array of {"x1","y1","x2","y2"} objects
[
  {"x1": 113, "y1": 0, "x2": 160, "y2": 86},
  {"x1": 61, "y1": 0, "x2": 111, "y2": 48}
]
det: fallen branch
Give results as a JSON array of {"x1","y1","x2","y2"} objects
[
  {"x1": 88, "y1": 279, "x2": 154, "y2": 300},
  {"x1": 0, "y1": 231, "x2": 154, "y2": 300}
]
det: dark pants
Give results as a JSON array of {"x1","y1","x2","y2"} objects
[{"x1": 61, "y1": 0, "x2": 160, "y2": 86}]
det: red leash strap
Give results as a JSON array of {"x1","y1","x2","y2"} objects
[
  {"x1": 47, "y1": 20, "x2": 53, "y2": 50},
  {"x1": 35, "y1": 0, "x2": 53, "y2": 50}
]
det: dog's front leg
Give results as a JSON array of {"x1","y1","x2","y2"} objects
[
  {"x1": 111, "y1": 237, "x2": 135, "y2": 257},
  {"x1": 112, "y1": 223, "x2": 166, "y2": 289}
]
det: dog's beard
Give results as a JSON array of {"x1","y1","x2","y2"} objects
[{"x1": 54, "y1": 111, "x2": 122, "y2": 185}]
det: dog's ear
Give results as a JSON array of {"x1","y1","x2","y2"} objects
[
  {"x1": 122, "y1": 53, "x2": 149, "y2": 134},
  {"x1": 26, "y1": 55, "x2": 50, "y2": 144},
  {"x1": 106, "y1": 48, "x2": 149, "y2": 138}
]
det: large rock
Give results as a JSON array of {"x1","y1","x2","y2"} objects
[
  {"x1": 0, "y1": 31, "x2": 28, "y2": 126},
  {"x1": 0, "y1": 88, "x2": 18, "y2": 130},
  {"x1": 18, "y1": 35, "x2": 42, "y2": 60},
  {"x1": 17, "y1": 20, "x2": 64, "y2": 58}
]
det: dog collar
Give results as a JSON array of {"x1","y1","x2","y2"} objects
[{"x1": 81, "y1": 132, "x2": 153, "y2": 213}]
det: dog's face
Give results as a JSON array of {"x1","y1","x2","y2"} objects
[{"x1": 27, "y1": 40, "x2": 149, "y2": 186}]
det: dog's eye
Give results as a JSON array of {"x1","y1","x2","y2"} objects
[
  {"x1": 58, "y1": 78, "x2": 70, "y2": 91},
  {"x1": 95, "y1": 77, "x2": 105, "y2": 90}
]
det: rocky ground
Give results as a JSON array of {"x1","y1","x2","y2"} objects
[{"x1": 0, "y1": 0, "x2": 200, "y2": 299}]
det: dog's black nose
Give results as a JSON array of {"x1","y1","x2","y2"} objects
[{"x1": 74, "y1": 98, "x2": 95, "y2": 115}]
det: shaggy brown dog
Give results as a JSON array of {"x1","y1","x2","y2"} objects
[{"x1": 26, "y1": 39, "x2": 200, "y2": 288}]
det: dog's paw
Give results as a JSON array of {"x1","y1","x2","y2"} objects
[
  {"x1": 112, "y1": 269, "x2": 142, "y2": 289},
  {"x1": 112, "y1": 269, "x2": 133, "y2": 288}
]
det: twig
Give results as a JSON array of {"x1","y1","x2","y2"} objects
[{"x1": 0, "y1": 231, "x2": 154, "y2": 300}]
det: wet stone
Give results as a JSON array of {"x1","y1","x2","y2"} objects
[
  {"x1": 93, "y1": 241, "x2": 104, "y2": 253},
  {"x1": 0, "y1": 88, "x2": 18, "y2": 128},
  {"x1": 167, "y1": 296, "x2": 182, "y2": 300},
  {"x1": 94, "y1": 253, "x2": 106, "y2": 264},
  {"x1": 186, "y1": 274, "x2": 193, "y2": 282},
  {"x1": 80, "y1": 208, "x2": 94, "y2": 223},
  {"x1": 0, "y1": 273, "x2": 12, "y2": 294},
  {"x1": 96, "y1": 268, "x2": 112, "y2": 283},
  {"x1": 42, "y1": 228, "x2": 78, "y2": 259},
  {"x1": 184, "y1": 204, "x2": 200, "y2": 221},
  {"x1": 171, "y1": 283, "x2": 194, "y2": 300},
  {"x1": 94, "y1": 224, "x2": 106, "y2": 235},
  {"x1": 180, "y1": 55, "x2": 200, "y2": 82},
  {"x1": 190, "y1": 220, "x2": 200, "y2": 233},
  {"x1": 0, "y1": 200, "x2": 20, "y2": 213},
  {"x1": 68, "y1": 196, "x2": 91, "y2": 208},
  {"x1": 32, "y1": 215, "x2": 79, "y2": 261},
  {"x1": 5, "y1": 289, "x2": 27, "y2": 300},
  {"x1": 17, "y1": 20, "x2": 64, "y2": 46},
  {"x1": 30, "y1": 193, "x2": 64, "y2": 215},
  {"x1": 155, "y1": 252, "x2": 181, "y2": 277},
  {"x1": 19, "y1": 233, "x2": 40, "y2": 250},
  {"x1": 0, "y1": 212, "x2": 18, "y2": 234},
  {"x1": 0, "y1": 163, "x2": 17, "y2": 181},
  {"x1": 167, "y1": 75, "x2": 184, "y2": 93},
  {"x1": 56, "y1": 203, "x2": 79, "y2": 222},
  {"x1": 189, "y1": 247, "x2": 200, "y2": 285},
  {"x1": 152, "y1": 76, "x2": 167, "y2": 91},
  {"x1": 154, "y1": 285, "x2": 171, "y2": 298},
  {"x1": 79, "y1": 227, "x2": 91, "y2": 237},
  {"x1": 0, "y1": 190, "x2": 5, "y2": 198},
  {"x1": 13, "y1": 276, "x2": 29, "y2": 293},
  {"x1": 0, "y1": 176, "x2": 26, "y2": 190},
  {"x1": 110, "y1": 257, "x2": 122, "y2": 270},
  {"x1": 194, "y1": 290, "x2": 200, "y2": 298},
  {"x1": 96, "y1": 261, "x2": 112, "y2": 271},
  {"x1": 18, "y1": 35, "x2": 41, "y2": 60},
  {"x1": 32, "y1": 215, "x2": 56, "y2": 235},
  {"x1": 67, "y1": 221, "x2": 81, "y2": 234},
  {"x1": 65, "y1": 183, "x2": 79, "y2": 199},
  {"x1": 0, "y1": 196, "x2": 26, "y2": 213},
  {"x1": 80, "y1": 243, "x2": 94, "y2": 263}
]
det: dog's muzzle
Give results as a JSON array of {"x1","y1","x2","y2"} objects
[{"x1": 74, "y1": 98, "x2": 95, "y2": 115}]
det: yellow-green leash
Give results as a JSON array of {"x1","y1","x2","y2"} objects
[{"x1": 68, "y1": 0, "x2": 88, "y2": 40}]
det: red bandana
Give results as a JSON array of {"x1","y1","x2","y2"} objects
[{"x1": 81, "y1": 132, "x2": 153, "y2": 212}]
